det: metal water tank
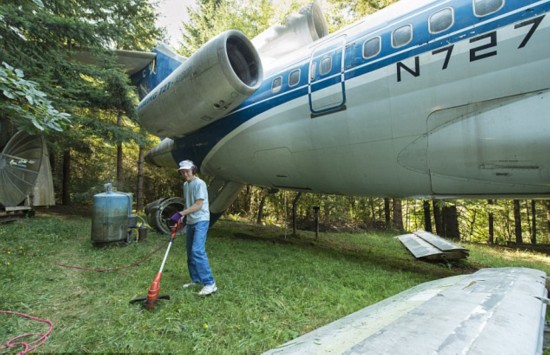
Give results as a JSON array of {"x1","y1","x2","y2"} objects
[{"x1": 91, "y1": 184, "x2": 132, "y2": 245}]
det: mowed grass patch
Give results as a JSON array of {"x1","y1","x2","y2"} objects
[{"x1": 2, "y1": 215, "x2": 550, "y2": 353}]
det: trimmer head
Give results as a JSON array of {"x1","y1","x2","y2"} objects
[{"x1": 129, "y1": 294, "x2": 170, "y2": 309}]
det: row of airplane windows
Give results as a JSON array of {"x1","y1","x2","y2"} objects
[{"x1": 271, "y1": 0, "x2": 505, "y2": 93}]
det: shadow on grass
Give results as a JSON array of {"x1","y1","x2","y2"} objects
[{"x1": 226, "y1": 229, "x2": 477, "y2": 281}]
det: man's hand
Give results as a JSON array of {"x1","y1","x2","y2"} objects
[{"x1": 169, "y1": 212, "x2": 182, "y2": 225}]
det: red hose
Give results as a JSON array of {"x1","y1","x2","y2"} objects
[{"x1": 0, "y1": 310, "x2": 54, "y2": 354}]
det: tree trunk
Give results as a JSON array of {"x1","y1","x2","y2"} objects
[
  {"x1": 244, "y1": 185, "x2": 252, "y2": 214},
  {"x1": 546, "y1": 200, "x2": 550, "y2": 242},
  {"x1": 525, "y1": 201, "x2": 531, "y2": 243},
  {"x1": 292, "y1": 192, "x2": 301, "y2": 237},
  {"x1": 487, "y1": 199, "x2": 494, "y2": 244},
  {"x1": 116, "y1": 111, "x2": 123, "y2": 187},
  {"x1": 384, "y1": 198, "x2": 391, "y2": 229},
  {"x1": 423, "y1": 200, "x2": 432, "y2": 232},
  {"x1": 392, "y1": 198, "x2": 404, "y2": 231},
  {"x1": 62, "y1": 149, "x2": 71, "y2": 205},
  {"x1": 468, "y1": 210, "x2": 477, "y2": 242},
  {"x1": 433, "y1": 200, "x2": 443, "y2": 236},
  {"x1": 531, "y1": 200, "x2": 537, "y2": 245},
  {"x1": 513, "y1": 199, "x2": 523, "y2": 244},
  {"x1": 136, "y1": 146, "x2": 145, "y2": 212},
  {"x1": 256, "y1": 190, "x2": 267, "y2": 225},
  {"x1": 369, "y1": 198, "x2": 375, "y2": 221},
  {"x1": 442, "y1": 205, "x2": 459, "y2": 240}
]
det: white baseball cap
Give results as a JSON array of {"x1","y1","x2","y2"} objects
[{"x1": 178, "y1": 160, "x2": 195, "y2": 171}]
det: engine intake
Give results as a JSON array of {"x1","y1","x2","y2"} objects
[{"x1": 138, "y1": 30, "x2": 263, "y2": 138}]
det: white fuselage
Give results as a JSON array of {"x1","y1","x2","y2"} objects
[{"x1": 153, "y1": 0, "x2": 550, "y2": 199}]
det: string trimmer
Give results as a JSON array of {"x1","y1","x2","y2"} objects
[{"x1": 130, "y1": 219, "x2": 183, "y2": 309}]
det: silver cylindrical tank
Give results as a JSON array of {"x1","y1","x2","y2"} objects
[{"x1": 91, "y1": 184, "x2": 132, "y2": 244}]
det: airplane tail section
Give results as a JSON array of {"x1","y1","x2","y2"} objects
[{"x1": 128, "y1": 43, "x2": 187, "y2": 100}]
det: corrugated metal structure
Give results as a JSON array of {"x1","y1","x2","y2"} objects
[{"x1": 397, "y1": 230, "x2": 468, "y2": 261}]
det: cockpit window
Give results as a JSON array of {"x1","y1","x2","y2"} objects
[
  {"x1": 429, "y1": 8, "x2": 454, "y2": 34},
  {"x1": 363, "y1": 37, "x2": 381, "y2": 59},
  {"x1": 271, "y1": 76, "x2": 282, "y2": 93},
  {"x1": 473, "y1": 0, "x2": 504, "y2": 17},
  {"x1": 392, "y1": 24, "x2": 413, "y2": 48}
]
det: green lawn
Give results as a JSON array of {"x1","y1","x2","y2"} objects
[{"x1": 2, "y1": 214, "x2": 550, "y2": 353}]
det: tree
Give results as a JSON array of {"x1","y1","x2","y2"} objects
[
  {"x1": 487, "y1": 199, "x2": 494, "y2": 244},
  {"x1": 180, "y1": 0, "x2": 314, "y2": 57},
  {"x1": 292, "y1": 192, "x2": 301, "y2": 236},
  {"x1": 392, "y1": 198, "x2": 404, "y2": 231},
  {"x1": 513, "y1": 200, "x2": 523, "y2": 244},
  {"x1": 423, "y1": 200, "x2": 432, "y2": 232},
  {"x1": 1, "y1": 0, "x2": 162, "y2": 204},
  {"x1": 531, "y1": 200, "x2": 537, "y2": 245}
]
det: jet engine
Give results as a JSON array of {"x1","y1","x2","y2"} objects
[
  {"x1": 252, "y1": 2, "x2": 329, "y2": 67},
  {"x1": 137, "y1": 30, "x2": 263, "y2": 138}
]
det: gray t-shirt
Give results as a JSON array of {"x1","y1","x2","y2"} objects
[{"x1": 183, "y1": 176, "x2": 210, "y2": 224}]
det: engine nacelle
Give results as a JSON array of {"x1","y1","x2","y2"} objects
[
  {"x1": 137, "y1": 30, "x2": 262, "y2": 138},
  {"x1": 251, "y1": 2, "x2": 328, "y2": 68}
]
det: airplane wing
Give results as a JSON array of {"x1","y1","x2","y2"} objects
[{"x1": 265, "y1": 268, "x2": 548, "y2": 354}]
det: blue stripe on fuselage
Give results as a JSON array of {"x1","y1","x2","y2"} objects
[{"x1": 172, "y1": 0, "x2": 550, "y2": 168}]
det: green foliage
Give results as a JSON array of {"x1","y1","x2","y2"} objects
[
  {"x1": 0, "y1": 0, "x2": 164, "y2": 204},
  {"x1": 0, "y1": 62, "x2": 70, "y2": 133},
  {"x1": 179, "y1": 0, "x2": 319, "y2": 56},
  {"x1": 2, "y1": 215, "x2": 550, "y2": 353}
]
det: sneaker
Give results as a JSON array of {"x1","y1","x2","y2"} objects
[
  {"x1": 198, "y1": 283, "x2": 217, "y2": 296},
  {"x1": 183, "y1": 282, "x2": 199, "y2": 289}
]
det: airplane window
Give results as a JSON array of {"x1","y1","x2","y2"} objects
[
  {"x1": 271, "y1": 76, "x2": 282, "y2": 93},
  {"x1": 392, "y1": 24, "x2": 413, "y2": 48},
  {"x1": 320, "y1": 55, "x2": 332, "y2": 75},
  {"x1": 310, "y1": 62, "x2": 317, "y2": 81},
  {"x1": 289, "y1": 69, "x2": 300, "y2": 87},
  {"x1": 429, "y1": 8, "x2": 454, "y2": 34},
  {"x1": 363, "y1": 37, "x2": 381, "y2": 59},
  {"x1": 473, "y1": 0, "x2": 504, "y2": 17}
]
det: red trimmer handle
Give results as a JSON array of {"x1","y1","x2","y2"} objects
[{"x1": 170, "y1": 219, "x2": 184, "y2": 239}]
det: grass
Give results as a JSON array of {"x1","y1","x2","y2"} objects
[{"x1": 2, "y1": 214, "x2": 550, "y2": 353}]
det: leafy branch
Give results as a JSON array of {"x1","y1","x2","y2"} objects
[{"x1": 0, "y1": 61, "x2": 70, "y2": 133}]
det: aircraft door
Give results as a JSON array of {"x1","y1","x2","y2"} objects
[{"x1": 308, "y1": 36, "x2": 346, "y2": 117}]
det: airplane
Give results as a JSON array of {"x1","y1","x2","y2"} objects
[
  {"x1": 0, "y1": 0, "x2": 545, "y2": 351},
  {"x1": 132, "y1": 0, "x2": 550, "y2": 226},
  {"x1": 122, "y1": 1, "x2": 550, "y2": 351}
]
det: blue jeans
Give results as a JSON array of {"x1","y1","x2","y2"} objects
[{"x1": 185, "y1": 221, "x2": 215, "y2": 285}]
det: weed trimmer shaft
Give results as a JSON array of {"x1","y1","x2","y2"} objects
[{"x1": 130, "y1": 220, "x2": 182, "y2": 309}]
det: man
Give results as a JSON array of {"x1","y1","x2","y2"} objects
[{"x1": 170, "y1": 160, "x2": 217, "y2": 296}]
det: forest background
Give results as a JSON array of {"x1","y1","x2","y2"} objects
[{"x1": 1, "y1": 0, "x2": 548, "y2": 246}]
